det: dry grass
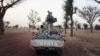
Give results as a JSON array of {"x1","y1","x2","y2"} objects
[
  {"x1": 1, "y1": 28, "x2": 100, "y2": 56},
  {"x1": 0, "y1": 28, "x2": 30, "y2": 38},
  {"x1": 65, "y1": 29, "x2": 100, "y2": 56}
]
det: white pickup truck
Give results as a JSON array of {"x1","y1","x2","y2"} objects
[{"x1": 31, "y1": 31, "x2": 65, "y2": 55}]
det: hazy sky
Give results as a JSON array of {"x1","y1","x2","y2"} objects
[{"x1": 4, "y1": 0, "x2": 100, "y2": 27}]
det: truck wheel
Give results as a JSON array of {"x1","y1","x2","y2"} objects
[
  {"x1": 35, "y1": 49, "x2": 39, "y2": 54},
  {"x1": 58, "y1": 49, "x2": 63, "y2": 56}
]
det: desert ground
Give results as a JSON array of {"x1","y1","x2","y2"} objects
[
  {"x1": 65, "y1": 29, "x2": 100, "y2": 56},
  {"x1": 0, "y1": 28, "x2": 100, "y2": 56}
]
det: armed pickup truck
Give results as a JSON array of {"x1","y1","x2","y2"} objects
[{"x1": 30, "y1": 30, "x2": 65, "y2": 55}]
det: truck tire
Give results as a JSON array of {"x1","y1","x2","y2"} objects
[{"x1": 58, "y1": 49, "x2": 63, "y2": 56}]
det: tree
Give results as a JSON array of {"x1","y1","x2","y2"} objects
[
  {"x1": 94, "y1": 0, "x2": 100, "y2": 4},
  {"x1": 4, "y1": 21, "x2": 10, "y2": 27},
  {"x1": 84, "y1": 23, "x2": 88, "y2": 30},
  {"x1": 63, "y1": 0, "x2": 74, "y2": 37},
  {"x1": 64, "y1": 21, "x2": 68, "y2": 34},
  {"x1": 99, "y1": 19, "x2": 100, "y2": 23},
  {"x1": 28, "y1": 23, "x2": 33, "y2": 29},
  {"x1": 78, "y1": 6, "x2": 100, "y2": 33},
  {"x1": 95, "y1": 24, "x2": 100, "y2": 30},
  {"x1": 63, "y1": 16, "x2": 70, "y2": 34},
  {"x1": 77, "y1": 24, "x2": 81, "y2": 29},
  {"x1": 0, "y1": 0, "x2": 23, "y2": 35},
  {"x1": 28, "y1": 9, "x2": 41, "y2": 29},
  {"x1": 13, "y1": 24, "x2": 19, "y2": 28},
  {"x1": 87, "y1": 0, "x2": 100, "y2": 4}
]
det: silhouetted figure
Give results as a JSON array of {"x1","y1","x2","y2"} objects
[
  {"x1": 40, "y1": 25, "x2": 44, "y2": 29},
  {"x1": 40, "y1": 25, "x2": 44, "y2": 33},
  {"x1": 46, "y1": 11, "x2": 57, "y2": 33}
]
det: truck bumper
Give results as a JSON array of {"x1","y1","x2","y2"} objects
[{"x1": 32, "y1": 47, "x2": 63, "y2": 51}]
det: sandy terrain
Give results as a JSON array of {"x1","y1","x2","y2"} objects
[
  {"x1": 0, "y1": 28, "x2": 100, "y2": 56},
  {"x1": 0, "y1": 28, "x2": 29, "y2": 38},
  {"x1": 65, "y1": 29, "x2": 100, "y2": 56}
]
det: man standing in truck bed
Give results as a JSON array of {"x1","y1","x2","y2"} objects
[{"x1": 46, "y1": 11, "x2": 57, "y2": 33}]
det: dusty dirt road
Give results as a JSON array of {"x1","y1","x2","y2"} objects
[
  {"x1": 0, "y1": 32, "x2": 33, "y2": 56},
  {"x1": 0, "y1": 32, "x2": 65, "y2": 56},
  {"x1": 0, "y1": 30, "x2": 93, "y2": 56}
]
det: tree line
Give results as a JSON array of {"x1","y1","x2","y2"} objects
[
  {"x1": 0, "y1": 0, "x2": 23, "y2": 35},
  {"x1": 0, "y1": 0, "x2": 100, "y2": 36},
  {"x1": 63, "y1": 0, "x2": 100, "y2": 37}
]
